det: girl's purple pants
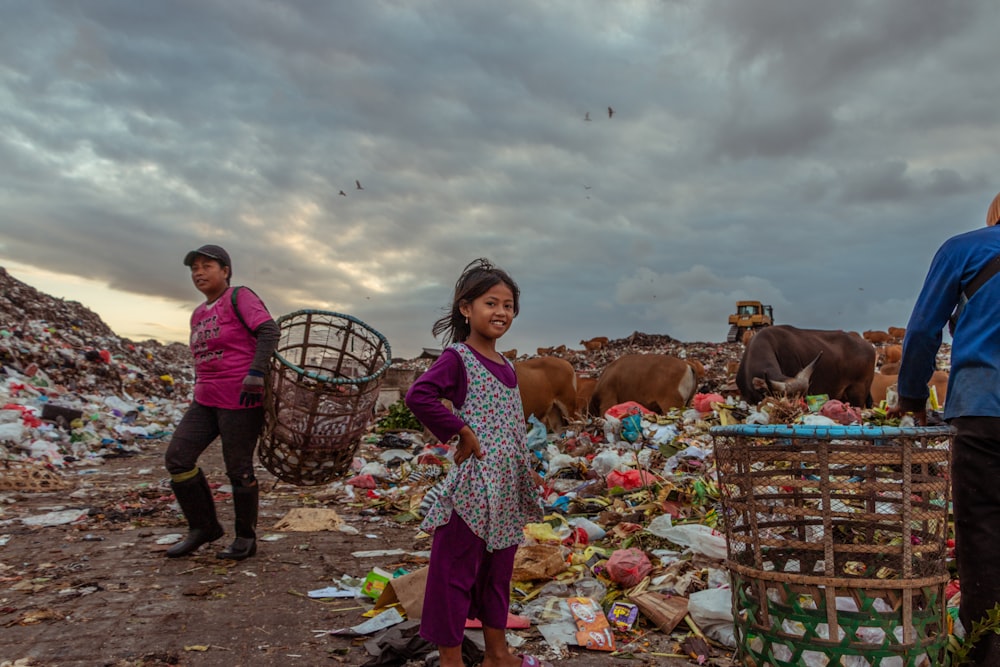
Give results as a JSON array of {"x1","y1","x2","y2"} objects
[{"x1": 419, "y1": 511, "x2": 518, "y2": 647}]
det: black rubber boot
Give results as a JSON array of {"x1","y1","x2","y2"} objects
[
  {"x1": 217, "y1": 483, "x2": 258, "y2": 560},
  {"x1": 166, "y1": 470, "x2": 224, "y2": 558}
]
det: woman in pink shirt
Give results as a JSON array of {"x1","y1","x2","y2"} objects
[{"x1": 164, "y1": 244, "x2": 279, "y2": 560}]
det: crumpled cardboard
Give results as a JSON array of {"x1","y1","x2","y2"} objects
[
  {"x1": 512, "y1": 544, "x2": 568, "y2": 582},
  {"x1": 373, "y1": 566, "x2": 428, "y2": 619},
  {"x1": 629, "y1": 591, "x2": 689, "y2": 634},
  {"x1": 372, "y1": 566, "x2": 535, "y2": 629},
  {"x1": 273, "y1": 507, "x2": 344, "y2": 531}
]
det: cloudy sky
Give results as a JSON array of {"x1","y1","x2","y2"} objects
[{"x1": 2, "y1": 1, "x2": 998, "y2": 359}]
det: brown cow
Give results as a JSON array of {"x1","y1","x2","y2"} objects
[
  {"x1": 879, "y1": 362, "x2": 900, "y2": 375},
  {"x1": 685, "y1": 358, "x2": 706, "y2": 378},
  {"x1": 863, "y1": 330, "x2": 893, "y2": 345},
  {"x1": 887, "y1": 326, "x2": 906, "y2": 342},
  {"x1": 580, "y1": 336, "x2": 610, "y2": 352},
  {"x1": 736, "y1": 325, "x2": 876, "y2": 406},
  {"x1": 878, "y1": 345, "x2": 902, "y2": 366},
  {"x1": 588, "y1": 354, "x2": 698, "y2": 416},
  {"x1": 870, "y1": 370, "x2": 949, "y2": 407},
  {"x1": 575, "y1": 374, "x2": 598, "y2": 417},
  {"x1": 502, "y1": 349, "x2": 518, "y2": 360},
  {"x1": 515, "y1": 357, "x2": 578, "y2": 431}
]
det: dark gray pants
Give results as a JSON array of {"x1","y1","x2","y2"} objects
[
  {"x1": 951, "y1": 416, "x2": 1000, "y2": 664},
  {"x1": 165, "y1": 401, "x2": 264, "y2": 483}
]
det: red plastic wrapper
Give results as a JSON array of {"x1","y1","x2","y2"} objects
[
  {"x1": 345, "y1": 473, "x2": 376, "y2": 489},
  {"x1": 606, "y1": 469, "x2": 658, "y2": 491},
  {"x1": 820, "y1": 399, "x2": 862, "y2": 425},
  {"x1": 692, "y1": 393, "x2": 725, "y2": 413},
  {"x1": 603, "y1": 401, "x2": 654, "y2": 420},
  {"x1": 605, "y1": 547, "x2": 652, "y2": 588}
]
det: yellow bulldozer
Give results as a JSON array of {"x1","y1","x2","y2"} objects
[{"x1": 726, "y1": 300, "x2": 773, "y2": 343}]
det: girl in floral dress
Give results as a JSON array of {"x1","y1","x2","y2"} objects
[{"x1": 405, "y1": 259, "x2": 548, "y2": 667}]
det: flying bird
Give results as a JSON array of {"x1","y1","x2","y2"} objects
[
  {"x1": 338, "y1": 190, "x2": 347, "y2": 196},
  {"x1": 608, "y1": 106, "x2": 614, "y2": 118},
  {"x1": 584, "y1": 112, "x2": 591, "y2": 121},
  {"x1": 356, "y1": 180, "x2": 364, "y2": 190}
]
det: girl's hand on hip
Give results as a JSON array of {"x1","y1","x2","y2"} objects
[{"x1": 454, "y1": 425, "x2": 483, "y2": 465}]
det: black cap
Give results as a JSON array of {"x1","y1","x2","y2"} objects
[{"x1": 183, "y1": 244, "x2": 232, "y2": 271}]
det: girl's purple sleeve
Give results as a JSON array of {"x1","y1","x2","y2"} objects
[{"x1": 404, "y1": 349, "x2": 468, "y2": 443}]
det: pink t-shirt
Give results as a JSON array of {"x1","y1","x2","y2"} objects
[{"x1": 190, "y1": 286, "x2": 273, "y2": 409}]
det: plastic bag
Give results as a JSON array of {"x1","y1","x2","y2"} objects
[
  {"x1": 801, "y1": 414, "x2": 837, "y2": 426},
  {"x1": 620, "y1": 412, "x2": 643, "y2": 443},
  {"x1": 644, "y1": 422, "x2": 678, "y2": 445},
  {"x1": 569, "y1": 517, "x2": 607, "y2": 541},
  {"x1": 526, "y1": 414, "x2": 548, "y2": 451},
  {"x1": 604, "y1": 401, "x2": 653, "y2": 420},
  {"x1": 687, "y1": 587, "x2": 736, "y2": 647},
  {"x1": 345, "y1": 473, "x2": 377, "y2": 489},
  {"x1": 606, "y1": 468, "x2": 656, "y2": 491},
  {"x1": 820, "y1": 399, "x2": 862, "y2": 425},
  {"x1": 359, "y1": 461, "x2": 389, "y2": 479},
  {"x1": 605, "y1": 548, "x2": 652, "y2": 587},
  {"x1": 546, "y1": 452, "x2": 575, "y2": 475},
  {"x1": 591, "y1": 449, "x2": 628, "y2": 476},
  {"x1": 602, "y1": 415, "x2": 621, "y2": 444},
  {"x1": 645, "y1": 514, "x2": 674, "y2": 538},
  {"x1": 659, "y1": 523, "x2": 727, "y2": 560},
  {"x1": 524, "y1": 522, "x2": 571, "y2": 544},
  {"x1": 692, "y1": 393, "x2": 725, "y2": 413}
]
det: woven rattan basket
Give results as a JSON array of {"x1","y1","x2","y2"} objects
[
  {"x1": 258, "y1": 310, "x2": 391, "y2": 486},
  {"x1": 710, "y1": 424, "x2": 954, "y2": 667}
]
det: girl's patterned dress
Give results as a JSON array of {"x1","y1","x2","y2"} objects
[{"x1": 420, "y1": 343, "x2": 543, "y2": 551}]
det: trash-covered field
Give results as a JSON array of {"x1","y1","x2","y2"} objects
[{"x1": 0, "y1": 266, "x2": 959, "y2": 667}]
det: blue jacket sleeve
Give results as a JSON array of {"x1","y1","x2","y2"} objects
[{"x1": 897, "y1": 240, "x2": 963, "y2": 406}]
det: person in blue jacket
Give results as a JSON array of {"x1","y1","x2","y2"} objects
[{"x1": 893, "y1": 191, "x2": 1000, "y2": 664}]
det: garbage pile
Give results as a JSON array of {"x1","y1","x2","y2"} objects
[
  {"x1": 302, "y1": 380, "x2": 957, "y2": 663},
  {"x1": 0, "y1": 265, "x2": 960, "y2": 664},
  {"x1": 0, "y1": 267, "x2": 191, "y2": 484},
  {"x1": 297, "y1": 404, "x2": 738, "y2": 663}
]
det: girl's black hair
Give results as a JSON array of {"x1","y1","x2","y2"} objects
[{"x1": 432, "y1": 258, "x2": 520, "y2": 346}]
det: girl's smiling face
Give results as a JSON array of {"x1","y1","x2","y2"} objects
[{"x1": 461, "y1": 282, "x2": 515, "y2": 346}]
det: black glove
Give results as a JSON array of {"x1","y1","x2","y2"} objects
[{"x1": 239, "y1": 370, "x2": 266, "y2": 407}]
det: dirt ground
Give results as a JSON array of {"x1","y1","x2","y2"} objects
[{"x1": 0, "y1": 440, "x2": 737, "y2": 667}]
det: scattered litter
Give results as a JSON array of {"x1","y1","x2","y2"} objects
[
  {"x1": 322, "y1": 606, "x2": 405, "y2": 636},
  {"x1": 259, "y1": 533, "x2": 285, "y2": 542},
  {"x1": 350, "y1": 548, "x2": 407, "y2": 558},
  {"x1": 21, "y1": 508, "x2": 90, "y2": 527},
  {"x1": 0, "y1": 266, "x2": 958, "y2": 665},
  {"x1": 273, "y1": 507, "x2": 344, "y2": 532},
  {"x1": 308, "y1": 586, "x2": 360, "y2": 599}
]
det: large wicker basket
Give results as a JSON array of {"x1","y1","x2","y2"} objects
[
  {"x1": 258, "y1": 310, "x2": 391, "y2": 486},
  {"x1": 710, "y1": 424, "x2": 953, "y2": 667}
]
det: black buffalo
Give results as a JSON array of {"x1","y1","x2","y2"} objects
[{"x1": 736, "y1": 325, "x2": 875, "y2": 406}]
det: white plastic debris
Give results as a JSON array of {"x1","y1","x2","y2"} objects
[{"x1": 21, "y1": 508, "x2": 90, "y2": 527}]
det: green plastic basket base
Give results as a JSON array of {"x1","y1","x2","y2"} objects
[{"x1": 732, "y1": 572, "x2": 949, "y2": 667}]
